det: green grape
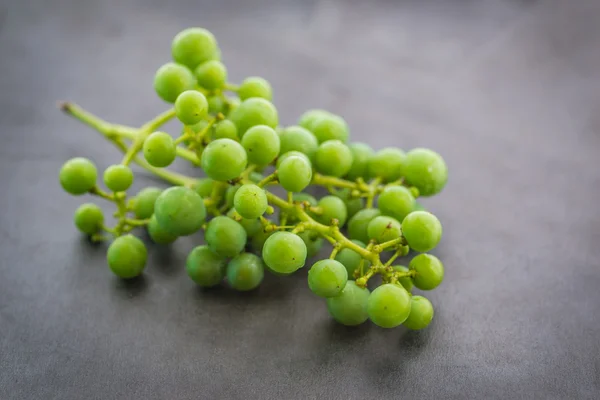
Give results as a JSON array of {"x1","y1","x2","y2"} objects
[
  {"x1": 194, "y1": 60, "x2": 227, "y2": 90},
  {"x1": 401, "y1": 211, "x2": 442, "y2": 252},
  {"x1": 315, "y1": 140, "x2": 353, "y2": 177},
  {"x1": 59, "y1": 157, "x2": 97, "y2": 195},
  {"x1": 347, "y1": 208, "x2": 381, "y2": 243},
  {"x1": 241, "y1": 125, "x2": 280, "y2": 166},
  {"x1": 238, "y1": 76, "x2": 272, "y2": 101},
  {"x1": 298, "y1": 109, "x2": 331, "y2": 131},
  {"x1": 107, "y1": 235, "x2": 147, "y2": 279},
  {"x1": 314, "y1": 195, "x2": 347, "y2": 227},
  {"x1": 201, "y1": 138, "x2": 248, "y2": 181},
  {"x1": 171, "y1": 27, "x2": 219, "y2": 69},
  {"x1": 248, "y1": 171, "x2": 264, "y2": 183},
  {"x1": 377, "y1": 186, "x2": 415, "y2": 223},
  {"x1": 132, "y1": 187, "x2": 162, "y2": 219},
  {"x1": 404, "y1": 148, "x2": 448, "y2": 197},
  {"x1": 205, "y1": 216, "x2": 247, "y2": 257},
  {"x1": 186, "y1": 245, "x2": 226, "y2": 287},
  {"x1": 207, "y1": 95, "x2": 226, "y2": 114},
  {"x1": 368, "y1": 148, "x2": 406, "y2": 182},
  {"x1": 403, "y1": 296, "x2": 434, "y2": 330},
  {"x1": 276, "y1": 150, "x2": 310, "y2": 168},
  {"x1": 298, "y1": 230, "x2": 323, "y2": 258},
  {"x1": 225, "y1": 184, "x2": 240, "y2": 209},
  {"x1": 153, "y1": 62, "x2": 196, "y2": 103},
  {"x1": 147, "y1": 214, "x2": 178, "y2": 244},
  {"x1": 262, "y1": 231, "x2": 307, "y2": 274},
  {"x1": 193, "y1": 177, "x2": 214, "y2": 198},
  {"x1": 367, "y1": 283, "x2": 411, "y2": 328},
  {"x1": 346, "y1": 142, "x2": 374, "y2": 180},
  {"x1": 277, "y1": 155, "x2": 312, "y2": 193},
  {"x1": 326, "y1": 281, "x2": 370, "y2": 326},
  {"x1": 333, "y1": 188, "x2": 363, "y2": 219},
  {"x1": 335, "y1": 240, "x2": 370, "y2": 277},
  {"x1": 226, "y1": 253, "x2": 265, "y2": 291},
  {"x1": 233, "y1": 184, "x2": 268, "y2": 219},
  {"x1": 250, "y1": 229, "x2": 273, "y2": 253},
  {"x1": 143, "y1": 131, "x2": 176, "y2": 168},
  {"x1": 226, "y1": 209, "x2": 262, "y2": 237},
  {"x1": 73, "y1": 203, "x2": 104, "y2": 235},
  {"x1": 103, "y1": 164, "x2": 133, "y2": 192},
  {"x1": 213, "y1": 119, "x2": 238, "y2": 140},
  {"x1": 409, "y1": 254, "x2": 444, "y2": 290},
  {"x1": 367, "y1": 216, "x2": 402, "y2": 243},
  {"x1": 278, "y1": 125, "x2": 318, "y2": 160},
  {"x1": 174, "y1": 90, "x2": 208, "y2": 125},
  {"x1": 229, "y1": 97, "x2": 278, "y2": 138},
  {"x1": 226, "y1": 97, "x2": 240, "y2": 115},
  {"x1": 308, "y1": 259, "x2": 348, "y2": 298},
  {"x1": 311, "y1": 114, "x2": 349, "y2": 143},
  {"x1": 392, "y1": 265, "x2": 414, "y2": 292},
  {"x1": 154, "y1": 186, "x2": 206, "y2": 236}
]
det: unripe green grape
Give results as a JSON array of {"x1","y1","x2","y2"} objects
[
  {"x1": 154, "y1": 186, "x2": 206, "y2": 236},
  {"x1": 409, "y1": 254, "x2": 444, "y2": 290},
  {"x1": 348, "y1": 208, "x2": 381, "y2": 243},
  {"x1": 333, "y1": 188, "x2": 363, "y2": 219},
  {"x1": 278, "y1": 125, "x2": 319, "y2": 160},
  {"x1": 315, "y1": 140, "x2": 353, "y2": 177},
  {"x1": 73, "y1": 203, "x2": 104, "y2": 235},
  {"x1": 314, "y1": 195, "x2": 347, "y2": 227},
  {"x1": 276, "y1": 151, "x2": 310, "y2": 169},
  {"x1": 367, "y1": 283, "x2": 411, "y2": 328},
  {"x1": 250, "y1": 229, "x2": 273, "y2": 253},
  {"x1": 201, "y1": 138, "x2": 248, "y2": 181},
  {"x1": 404, "y1": 148, "x2": 448, "y2": 197},
  {"x1": 103, "y1": 165, "x2": 133, "y2": 192},
  {"x1": 226, "y1": 209, "x2": 262, "y2": 237},
  {"x1": 229, "y1": 97, "x2": 278, "y2": 138},
  {"x1": 207, "y1": 95, "x2": 226, "y2": 114},
  {"x1": 233, "y1": 184, "x2": 268, "y2": 219},
  {"x1": 392, "y1": 265, "x2": 414, "y2": 292},
  {"x1": 132, "y1": 187, "x2": 162, "y2": 219},
  {"x1": 225, "y1": 184, "x2": 240, "y2": 209},
  {"x1": 346, "y1": 142, "x2": 374, "y2": 180},
  {"x1": 174, "y1": 90, "x2": 208, "y2": 125},
  {"x1": 335, "y1": 240, "x2": 370, "y2": 277},
  {"x1": 367, "y1": 216, "x2": 402, "y2": 243},
  {"x1": 326, "y1": 281, "x2": 370, "y2": 326},
  {"x1": 59, "y1": 157, "x2": 97, "y2": 195},
  {"x1": 186, "y1": 245, "x2": 226, "y2": 287},
  {"x1": 171, "y1": 27, "x2": 219, "y2": 69},
  {"x1": 193, "y1": 177, "x2": 214, "y2": 198},
  {"x1": 241, "y1": 125, "x2": 280, "y2": 166},
  {"x1": 278, "y1": 155, "x2": 312, "y2": 193},
  {"x1": 308, "y1": 259, "x2": 348, "y2": 298},
  {"x1": 378, "y1": 185, "x2": 415, "y2": 223},
  {"x1": 262, "y1": 231, "x2": 307, "y2": 274},
  {"x1": 238, "y1": 76, "x2": 272, "y2": 101},
  {"x1": 311, "y1": 114, "x2": 349, "y2": 143},
  {"x1": 205, "y1": 216, "x2": 247, "y2": 257},
  {"x1": 153, "y1": 62, "x2": 196, "y2": 103},
  {"x1": 368, "y1": 147, "x2": 406, "y2": 182},
  {"x1": 298, "y1": 230, "x2": 323, "y2": 258},
  {"x1": 143, "y1": 131, "x2": 176, "y2": 168},
  {"x1": 194, "y1": 60, "x2": 227, "y2": 90},
  {"x1": 227, "y1": 253, "x2": 265, "y2": 291},
  {"x1": 107, "y1": 235, "x2": 147, "y2": 279},
  {"x1": 213, "y1": 119, "x2": 238, "y2": 140},
  {"x1": 147, "y1": 215, "x2": 178, "y2": 244},
  {"x1": 298, "y1": 109, "x2": 331, "y2": 131},
  {"x1": 403, "y1": 296, "x2": 434, "y2": 330},
  {"x1": 401, "y1": 211, "x2": 442, "y2": 252}
]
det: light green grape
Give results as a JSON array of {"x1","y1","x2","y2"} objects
[
  {"x1": 154, "y1": 186, "x2": 206, "y2": 236},
  {"x1": 194, "y1": 60, "x2": 227, "y2": 90},
  {"x1": 313, "y1": 195, "x2": 347, "y2": 227},
  {"x1": 315, "y1": 140, "x2": 353, "y2": 177},
  {"x1": 278, "y1": 125, "x2": 318, "y2": 160},
  {"x1": 171, "y1": 27, "x2": 219, "y2": 69},
  {"x1": 59, "y1": 157, "x2": 97, "y2": 195},
  {"x1": 401, "y1": 211, "x2": 442, "y2": 252},
  {"x1": 193, "y1": 177, "x2": 214, "y2": 198},
  {"x1": 201, "y1": 138, "x2": 248, "y2": 181},
  {"x1": 213, "y1": 120, "x2": 238, "y2": 140},
  {"x1": 186, "y1": 245, "x2": 226, "y2": 287},
  {"x1": 409, "y1": 253, "x2": 444, "y2": 290},
  {"x1": 348, "y1": 208, "x2": 381, "y2": 243},
  {"x1": 208, "y1": 95, "x2": 226, "y2": 114},
  {"x1": 333, "y1": 188, "x2": 363, "y2": 220},
  {"x1": 367, "y1": 283, "x2": 411, "y2": 328},
  {"x1": 241, "y1": 125, "x2": 280, "y2": 166},
  {"x1": 404, "y1": 148, "x2": 448, "y2": 197},
  {"x1": 392, "y1": 265, "x2": 414, "y2": 292},
  {"x1": 205, "y1": 216, "x2": 247, "y2": 257},
  {"x1": 103, "y1": 165, "x2": 133, "y2": 192},
  {"x1": 308, "y1": 259, "x2": 348, "y2": 298},
  {"x1": 367, "y1": 216, "x2": 402, "y2": 243},
  {"x1": 311, "y1": 114, "x2": 349, "y2": 143},
  {"x1": 143, "y1": 131, "x2": 176, "y2": 168},
  {"x1": 238, "y1": 76, "x2": 272, "y2": 101},
  {"x1": 377, "y1": 186, "x2": 415, "y2": 223},
  {"x1": 147, "y1": 214, "x2": 178, "y2": 244},
  {"x1": 298, "y1": 230, "x2": 323, "y2": 258},
  {"x1": 250, "y1": 229, "x2": 273, "y2": 253},
  {"x1": 233, "y1": 184, "x2": 268, "y2": 219},
  {"x1": 278, "y1": 155, "x2": 312, "y2": 193},
  {"x1": 368, "y1": 147, "x2": 406, "y2": 182},
  {"x1": 346, "y1": 142, "x2": 374, "y2": 180},
  {"x1": 132, "y1": 187, "x2": 162, "y2": 219},
  {"x1": 107, "y1": 235, "x2": 147, "y2": 279},
  {"x1": 403, "y1": 296, "x2": 434, "y2": 330},
  {"x1": 298, "y1": 109, "x2": 331, "y2": 131},
  {"x1": 224, "y1": 184, "x2": 240, "y2": 209},
  {"x1": 227, "y1": 209, "x2": 262, "y2": 237},
  {"x1": 276, "y1": 150, "x2": 310, "y2": 169},
  {"x1": 262, "y1": 231, "x2": 307, "y2": 274},
  {"x1": 73, "y1": 203, "x2": 104, "y2": 234},
  {"x1": 153, "y1": 62, "x2": 196, "y2": 103},
  {"x1": 335, "y1": 240, "x2": 370, "y2": 277},
  {"x1": 229, "y1": 97, "x2": 278, "y2": 138},
  {"x1": 227, "y1": 253, "x2": 265, "y2": 291},
  {"x1": 174, "y1": 90, "x2": 208, "y2": 125},
  {"x1": 326, "y1": 281, "x2": 370, "y2": 326}
]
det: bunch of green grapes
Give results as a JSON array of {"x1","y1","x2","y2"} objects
[{"x1": 59, "y1": 27, "x2": 449, "y2": 331}]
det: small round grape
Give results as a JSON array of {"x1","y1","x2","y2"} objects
[
  {"x1": 409, "y1": 254, "x2": 444, "y2": 290},
  {"x1": 107, "y1": 235, "x2": 147, "y2": 279},
  {"x1": 201, "y1": 138, "x2": 248, "y2": 181},
  {"x1": 308, "y1": 259, "x2": 348, "y2": 298},
  {"x1": 346, "y1": 142, "x2": 374, "y2": 180},
  {"x1": 194, "y1": 60, "x2": 228, "y2": 90},
  {"x1": 367, "y1": 216, "x2": 402, "y2": 243},
  {"x1": 367, "y1": 283, "x2": 411, "y2": 328},
  {"x1": 227, "y1": 253, "x2": 265, "y2": 291},
  {"x1": 368, "y1": 148, "x2": 406, "y2": 182},
  {"x1": 192, "y1": 177, "x2": 214, "y2": 198},
  {"x1": 205, "y1": 216, "x2": 248, "y2": 257},
  {"x1": 212, "y1": 120, "x2": 238, "y2": 140},
  {"x1": 276, "y1": 151, "x2": 310, "y2": 169},
  {"x1": 403, "y1": 296, "x2": 434, "y2": 330},
  {"x1": 154, "y1": 186, "x2": 206, "y2": 236},
  {"x1": 153, "y1": 62, "x2": 196, "y2": 103},
  {"x1": 171, "y1": 27, "x2": 219, "y2": 69},
  {"x1": 186, "y1": 245, "x2": 226, "y2": 287},
  {"x1": 401, "y1": 211, "x2": 442, "y2": 252},
  {"x1": 298, "y1": 109, "x2": 331, "y2": 132},
  {"x1": 311, "y1": 114, "x2": 349, "y2": 143},
  {"x1": 229, "y1": 98, "x2": 278, "y2": 138},
  {"x1": 132, "y1": 187, "x2": 162, "y2": 219},
  {"x1": 347, "y1": 208, "x2": 381, "y2": 243},
  {"x1": 238, "y1": 76, "x2": 272, "y2": 101},
  {"x1": 241, "y1": 125, "x2": 280, "y2": 166},
  {"x1": 234, "y1": 184, "x2": 268, "y2": 219},
  {"x1": 404, "y1": 148, "x2": 448, "y2": 197},
  {"x1": 143, "y1": 131, "x2": 176, "y2": 168},
  {"x1": 103, "y1": 165, "x2": 134, "y2": 192},
  {"x1": 278, "y1": 155, "x2": 312, "y2": 193},
  {"x1": 278, "y1": 126, "x2": 319, "y2": 160},
  {"x1": 174, "y1": 90, "x2": 208, "y2": 125},
  {"x1": 147, "y1": 215, "x2": 178, "y2": 244},
  {"x1": 326, "y1": 281, "x2": 370, "y2": 326},
  {"x1": 315, "y1": 140, "x2": 353, "y2": 177},
  {"x1": 262, "y1": 231, "x2": 307, "y2": 274},
  {"x1": 73, "y1": 203, "x2": 104, "y2": 235},
  {"x1": 59, "y1": 157, "x2": 97, "y2": 195},
  {"x1": 313, "y1": 195, "x2": 347, "y2": 227},
  {"x1": 377, "y1": 185, "x2": 415, "y2": 223}
]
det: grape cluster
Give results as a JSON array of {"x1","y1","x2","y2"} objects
[{"x1": 59, "y1": 27, "x2": 449, "y2": 331}]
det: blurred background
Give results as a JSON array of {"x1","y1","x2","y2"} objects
[{"x1": 1, "y1": 0, "x2": 599, "y2": 399}]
